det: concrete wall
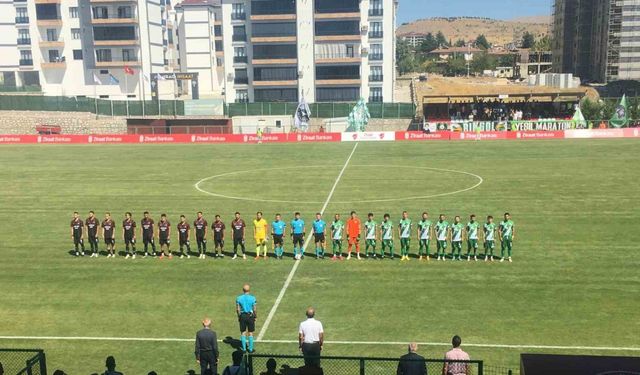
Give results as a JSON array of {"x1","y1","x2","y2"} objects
[{"x1": 0, "y1": 111, "x2": 127, "y2": 134}]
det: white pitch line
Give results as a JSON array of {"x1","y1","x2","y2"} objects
[
  {"x1": 1, "y1": 336, "x2": 639, "y2": 352},
  {"x1": 256, "y1": 143, "x2": 360, "y2": 341}
]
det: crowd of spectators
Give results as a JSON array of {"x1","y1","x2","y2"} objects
[{"x1": 440, "y1": 100, "x2": 576, "y2": 122}]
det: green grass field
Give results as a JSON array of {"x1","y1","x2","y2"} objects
[{"x1": 0, "y1": 139, "x2": 639, "y2": 374}]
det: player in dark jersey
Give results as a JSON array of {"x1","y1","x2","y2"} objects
[
  {"x1": 177, "y1": 215, "x2": 191, "y2": 259},
  {"x1": 231, "y1": 212, "x2": 246, "y2": 260},
  {"x1": 193, "y1": 211, "x2": 208, "y2": 259},
  {"x1": 123, "y1": 212, "x2": 137, "y2": 259},
  {"x1": 140, "y1": 211, "x2": 156, "y2": 257},
  {"x1": 85, "y1": 211, "x2": 100, "y2": 257},
  {"x1": 158, "y1": 213, "x2": 172, "y2": 259},
  {"x1": 211, "y1": 215, "x2": 226, "y2": 258},
  {"x1": 70, "y1": 211, "x2": 85, "y2": 256},
  {"x1": 101, "y1": 212, "x2": 116, "y2": 258}
]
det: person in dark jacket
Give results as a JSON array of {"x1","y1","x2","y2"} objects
[
  {"x1": 397, "y1": 342, "x2": 427, "y2": 375},
  {"x1": 195, "y1": 318, "x2": 219, "y2": 375}
]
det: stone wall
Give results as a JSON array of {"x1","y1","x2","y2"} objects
[{"x1": 0, "y1": 111, "x2": 127, "y2": 134}]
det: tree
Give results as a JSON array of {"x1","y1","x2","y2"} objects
[
  {"x1": 445, "y1": 57, "x2": 468, "y2": 76},
  {"x1": 471, "y1": 53, "x2": 497, "y2": 73},
  {"x1": 498, "y1": 54, "x2": 516, "y2": 67},
  {"x1": 396, "y1": 38, "x2": 418, "y2": 75},
  {"x1": 475, "y1": 34, "x2": 490, "y2": 50},
  {"x1": 521, "y1": 32, "x2": 535, "y2": 49},
  {"x1": 533, "y1": 35, "x2": 552, "y2": 51},
  {"x1": 435, "y1": 31, "x2": 448, "y2": 47},
  {"x1": 418, "y1": 33, "x2": 438, "y2": 53},
  {"x1": 454, "y1": 39, "x2": 466, "y2": 47}
]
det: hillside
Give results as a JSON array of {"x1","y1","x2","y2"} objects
[{"x1": 397, "y1": 16, "x2": 550, "y2": 46}]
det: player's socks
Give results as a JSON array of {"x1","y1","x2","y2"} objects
[
  {"x1": 248, "y1": 336, "x2": 254, "y2": 352},
  {"x1": 241, "y1": 335, "x2": 247, "y2": 351}
]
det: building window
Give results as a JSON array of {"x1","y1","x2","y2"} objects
[
  {"x1": 214, "y1": 40, "x2": 223, "y2": 51},
  {"x1": 235, "y1": 89, "x2": 248, "y2": 103},
  {"x1": 214, "y1": 25, "x2": 222, "y2": 36},
  {"x1": 96, "y1": 49, "x2": 112, "y2": 62},
  {"x1": 69, "y1": 7, "x2": 79, "y2": 18},
  {"x1": 18, "y1": 29, "x2": 30, "y2": 44},
  {"x1": 315, "y1": 20, "x2": 360, "y2": 36},
  {"x1": 16, "y1": 7, "x2": 28, "y2": 19},
  {"x1": 20, "y1": 50, "x2": 32, "y2": 63},
  {"x1": 232, "y1": 3, "x2": 245, "y2": 19},
  {"x1": 117, "y1": 6, "x2": 132, "y2": 18},
  {"x1": 99, "y1": 95, "x2": 109, "y2": 99},
  {"x1": 233, "y1": 46, "x2": 247, "y2": 63},
  {"x1": 369, "y1": 22, "x2": 383, "y2": 38},
  {"x1": 216, "y1": 57, "x2": 223, "y2": 66},
  {"x1": 370, "y1": 65, "x2": 383, "y2": 81},
  {"x1": 99, "y1": 69, "x2": 109, "y2": 74},
  {"x1": 73, "y1": 49, "x2": 83, "y2": 60},
  {"x1": 122, "y1": 49, "x2": 135, "y2": 61},
  {"x1": 234, "y1": 68, "x2": 248, "y2": 84},
  {"x1": 254, "y1": 88, "x2": 297, "y2": 102},
  {"x1": 46, "y1": 29, "x2": 57, "y2": 42},
  {"x1": 370, "y1": 43, "x2": 383, "y2": 60},
  {"x1": 232, "y1": 25, "x2": 246, "y2": 42},
  {"x1": 369, "y1": 87, "x2": 382, "y2": 102},
  {"x1": 316, "y1": 87, "x2": 359, "y2": 102},
  {"x1": 48, "y1": 50, "x2": 60, "y2": 63},
  {"x1": 369, "y1": 0, "x2": 383, "y2": 16},
  {"x1": 71, "y1": 28, "x2": 81, "y2": 40},
  {"x1": 92, "y1": 7, "x2": 109, "y2": 19}
]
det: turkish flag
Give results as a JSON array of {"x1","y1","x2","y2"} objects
[{"x1": 123, "y1": 66, "x2": 135, "y2": 75}]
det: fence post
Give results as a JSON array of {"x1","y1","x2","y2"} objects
[
  {"x1": 508, "y1": 369, "x2": 512, "y2": 375},
  {"x1": 39, "y1": 351, "x2": 47, "y2": 375},
  {"x1": 247, "y1": 354, "x2": 253, "y2": 375},
  {"x1": 359, "y1": 358, "x2": 365, "y2": 375},
  {"x1": 478, "y1": 361, "x2": 483, "y2": 375}
]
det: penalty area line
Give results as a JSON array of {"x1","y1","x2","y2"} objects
[
  {"x1": 256, "y1": 143, "x2": 360, "y2": 342},
  {"x1": 0, "y1": 336, "x2": 638, "y2": 352}
]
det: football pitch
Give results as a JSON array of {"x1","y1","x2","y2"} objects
[{"x1": 0, "y1": 139, "x2": 639, "y2": 374}]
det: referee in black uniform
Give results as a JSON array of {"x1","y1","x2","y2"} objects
[{"x1": 195, "y1": 317, "x2": 219, "y2": 375}]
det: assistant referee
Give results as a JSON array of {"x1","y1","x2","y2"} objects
[{"x1": 236, "y1": 283, "x2": 257, "y2": 353}]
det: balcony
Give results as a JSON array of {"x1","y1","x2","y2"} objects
[
  {"x1": 251, "y1": 35, "x2": 296, "y2": 43},
  {"x1": 95, "y1": 59, "x2": 141, "y2": 67},
  {"x1": 15, "y1": 16, "x2": 30, "y2": 24},
  {"x1": 36, "y1": 18, "x2": 62, "y2": 26},
  {"x1": 369, "y1": 74, "x2": 383, "y2": 82},
  {"x1": 17, "y1": 38, "x2": 31, "y2": 46},
  {"x1": 234, "y1": 77, "x2": 249, "y2": 84},
  {"x1": 252, "y1": 58, "x2": 297, "y2": 65},
  {"x1": 93, "y1": 39, "x2": 139, "y2": 46},
  {"x1": 368, "y1": 31, "x2": 383, "y2": 39},
  {"x1": 232, "y1": 34, "x2": 247, "y2": 42},
  {"x1": 41, "y1": 61, "x2": 66, "y2": 68},
  {"x1": 315, "y1": 52, "x2": 361, "y2": 64},
  {"x1": 233, "y1": 56, "x2": 248, "y2": 64},
  {"x1": 39, "y1": 37, "x2": 64, "y2": 48},
  {"x1": 253, "y1": 80, "x2": 297, "y2": 86},
  {"x1": 369, "y1": 96, "x2": 383, "y2": 103},
  {"x1": 231, "y1": 13, "x2": 246, "y2": 20},
  {"x1": 369, "y1": 53, "x2": 383, "y2": 61},
  {"x1": 92, "y1": 16, "x2": 137, "y2": 24},
  {"x1": 251, "y1": 0, "x2": 296, "y2": 17},
  {"x1": 19, "y1": 59, "x2": 33, "y2": 66},
  {"x1": 368, "y1": 9, "x2": 383, "y2": 16}
]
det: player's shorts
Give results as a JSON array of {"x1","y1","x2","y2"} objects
[
  {"x1": 73, "y1": 232, "x2": 83, "y2": 245},
  {"x1": 347, "y1": 236, "x2": 359, "y2": 245},
  {"x1": 419, "y1": 239, "x2": 430, "y2": 249},
  {"x1": 273, "y1": 234, "x2": 283, "y2": 246},
  {"x1": 400, "y1": 237, "x2": 410, "y2": 246},
  {"x1": 468, "y1": 239, "x2": 478, "y2": 249},
  {"x1": 382, "y1": 239, "x2": 393, "y2": 248},
  {"x1": 196, "y1": 233, "x2": 206, "y2": 242},
  {"x1": 159, "y1": 237, "x2": 170, "y2": 246},
  {"x1": 104, "y1": 237, "x2": 115, "y2": 245},
  {"x1": 437, "y1": 240, "x2": 447, "y2": 250},
  {"x1": 365, "y1": 239, "x2": 376, "y2": 247},
  {"x1": 233, "y1": 237, "x2": 245, "y2": 248},
  {"x1": 484, "y1": 240, "x2": 495, "y2": 249},
  {"x1": 179, "y1": 237, "x2": 189, "y2": 246},
  {"x1": 452, "y1": 241, "x2": 462, "y2": 250},
  {"x1": 292, "y1": 234, "x2": 304, "y2": 247},
  {"x1": 501, "y1": 238, "x2": 512, "y2": 251},
  {"x1": 314, "y1": 233, "x2": 325, "y2": 243},
  {"x1": 255, "y1": 237, "x2": 266, "y2": 245},
  {"x1": 143, "y1": 233, "x2": 154, "y2": 244},
  {"x1": 214, "y1": 236, "x2": 224, "y2": 248},
  {"x1": 124, "y1": 234, "x2": 135, "y2": 245},
  {"x1": 239, "y1": 312, "x2": 256, "y2": 333},
  {"x1": 88, "y1": 232, "x2": 98, "y2": 242}
]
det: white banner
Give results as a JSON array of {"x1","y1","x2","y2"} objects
[{"x1": 341, "y1": 131, "x2": 395, "y2": 142}]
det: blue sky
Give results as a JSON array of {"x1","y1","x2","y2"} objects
[{"x1": 398, "y1": 0, "x2": 551, "y2": 24}]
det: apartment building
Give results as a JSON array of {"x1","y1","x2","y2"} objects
[
  {"x1": 552, "y1": 0, "x2": 640, "y2": 83},
  {"x1": 0, "y1": 0, "x2": 173, "y2": 97},
  {"x1": 219, "y1": 0, "x2": 397, "y2": 103}
]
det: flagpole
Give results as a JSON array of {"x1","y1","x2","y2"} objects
[
  {"x1": 94, "y1": 78, "x2": 98, "y2": 119},
  {"x1": 139, "y1": 69, "x2": 145, "y2": 118},
  {"x1": 125, "y1": 72, "x2": 129, "y2": 117}
]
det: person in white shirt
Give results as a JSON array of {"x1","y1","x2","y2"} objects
[{"x1": 298, "y1": 307, "x2": 324, "y2": 367}]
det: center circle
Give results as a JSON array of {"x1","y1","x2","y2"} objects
[{"x1": 194, "y1": 165, "x2": 483, "y2": 204}]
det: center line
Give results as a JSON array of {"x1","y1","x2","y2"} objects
[{"x1": 256, "y1": 143, "x2": 359, "y2": 341}]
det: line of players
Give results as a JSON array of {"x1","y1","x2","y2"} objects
[{"x1": 70, "y1": 210, "x2": 516, "y2": 262}]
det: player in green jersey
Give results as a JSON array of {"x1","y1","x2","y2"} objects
[
  {"x1": 398, "y1": 211, "x2": 412, "y2": 261},
  {"x1": 465, "y1": 214, "x2": 480, "y2": 261},
  {"x1": 498, "y1": 212, "x2": 515, "y2": 262},
  {"x1": 417, "y1": 212, "x2": 432, "y2": 261},
  {"x1": 450, "y1": 216, "x2": 464, "y2": 261},
  {"x1": 380, "y1": 214, "x2": 394, "y2": 259},
  {"x1": 364, "y1": 213, "x2": 378, "y2": 258},
  {"x1": 330, "y1": 214, "x2": 345, "y2": 260},
  {"x1": 483, "y1": 215, "x2": 496, "y2": 262},
  {"x1": 435, "y1": 214, "x2": 449, "y2": 261}
]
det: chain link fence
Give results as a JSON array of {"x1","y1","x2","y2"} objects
[
  {"x1": 225, "y1": 103, "x2": 416, "y2": 119},
  {"x1": 246, "y1": 354, "x2": 489, "y2": 375},
  {"x1": 0, "y1": 349, "x2": 47, "y2": 375}
]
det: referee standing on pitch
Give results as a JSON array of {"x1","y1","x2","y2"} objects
[
  {"x1": 299, "y1": 307, "x2": 324, "y2": 367},
  {"x1": 236, "y1": 283, "x2": 257, "y2": 353}
]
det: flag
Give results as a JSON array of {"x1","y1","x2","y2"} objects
[
  {"x1": 610, "y1": 94, "x2": 629, "y2": 128},
  {"x1": 294, "y1": 96, "x2": 311, "y2": 131},
  {"x1": 92, "y1": 73, "x2": 102, "y2": 85},
  {"x1": 572, "y1": 106, "x2": 587, "y2": 129},
  {"x1": 123, "y1": 66, "x2": 134, "y2": 75},
  {"x1": 143, "y1": 72, "x2": 150, "y2": 82},
  {"x1": 108, "y1": 74, "x2": 120, "y2": 85},
  {"x1": 156, "y1": 73, "x2": 166, "y2": 81}
]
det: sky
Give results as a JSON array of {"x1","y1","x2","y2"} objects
[{"x1": 397, "y1": 0, "x2": 551, "y2": 24}]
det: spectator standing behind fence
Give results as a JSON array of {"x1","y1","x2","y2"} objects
[
  {"x1": 397, "y1": 343, "x2": 427, "y2": 375},
  {"x1": 442, "y1": 336, "x2": 470, "y2": 375},
  {"x1": 195, "y1": 318, "x2": 219, "y2": 375},
  {"x1": 298, "y1": 307, "x2": 324, "y2": 367}
]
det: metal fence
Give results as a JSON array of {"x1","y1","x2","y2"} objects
[
  {"x1": 0, "y1": 349, "x2": 47, "y2": 375},
  {"x1": 246, "y1": 354, "x2": 491, "y2": 375},
  {"x1": 0, "y1": 95, "x2": 184, "y2": 116},
  {"x1": 225, "y1": 102, "x2": 416, "y2": 119}
]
